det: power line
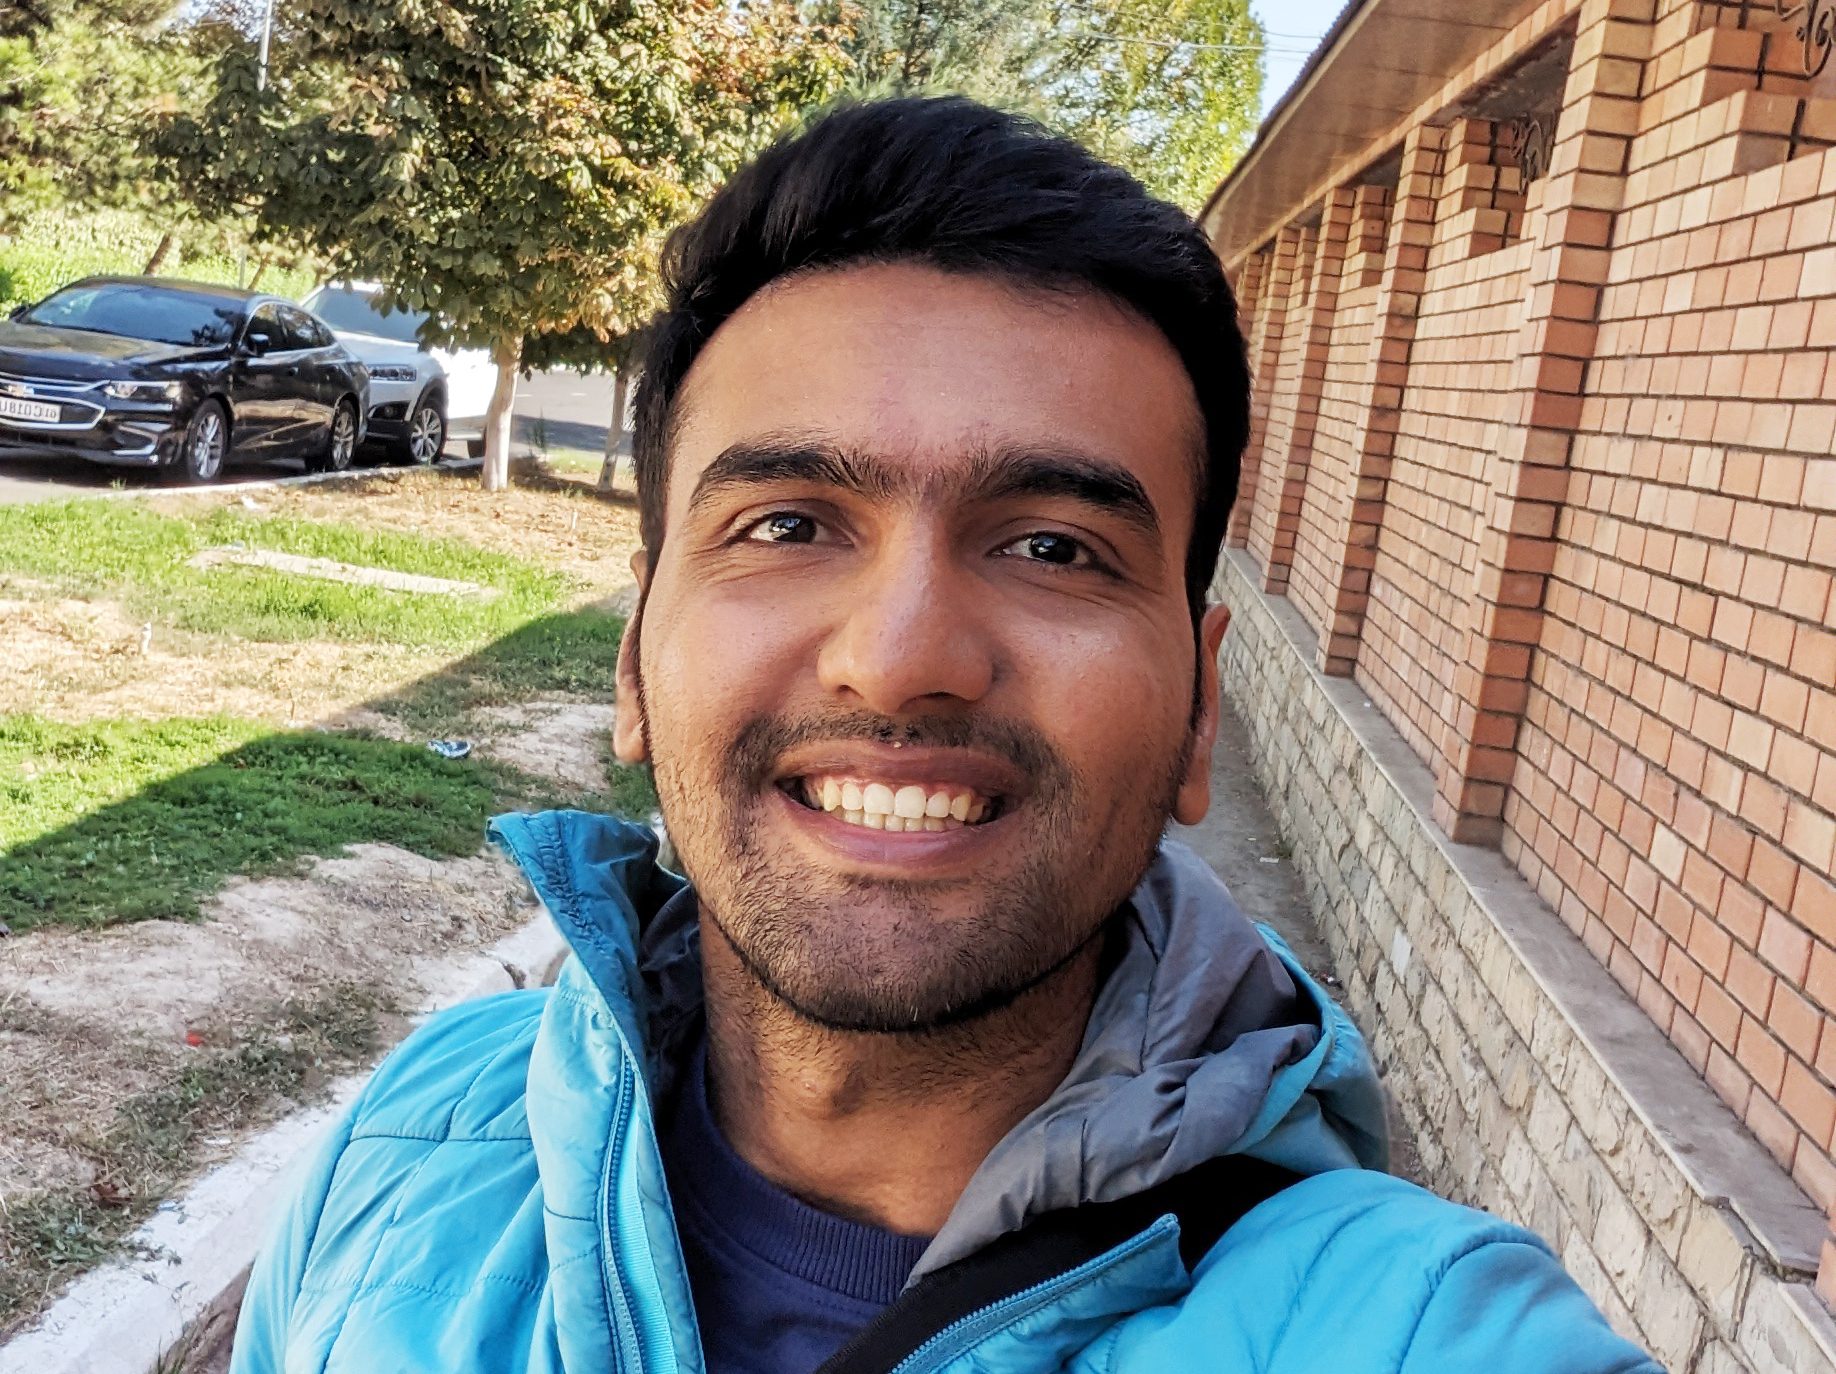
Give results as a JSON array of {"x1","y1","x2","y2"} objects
[{"x1": 1065, "y1": 32, "x2": 1321, "y2": 54}]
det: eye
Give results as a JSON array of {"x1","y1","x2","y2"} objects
[
  {"x1": 997, "y1": 531, "x2": 1098, "y2": 569},
  {"x1": 743, "y1": 512, "x2": 822, "y2": 544}
]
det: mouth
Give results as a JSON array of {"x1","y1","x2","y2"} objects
[{"x1": 777, "y1": 774, "x2": 1004, "y2": 832}]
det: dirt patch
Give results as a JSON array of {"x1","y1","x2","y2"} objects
[
  {"x1": 0, "y1": 591, "x2": 443, "y2": 725},
  {"x1": 470, "y1": 699, "x2": 617, "y2": 794},
  {"x1": 0, "y1": 843, "x2": 541, "y2": 1207}
]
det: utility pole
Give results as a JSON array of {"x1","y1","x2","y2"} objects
[
  {"x1": 257, "y1": 0, "x2": 275, "y2": 90},
  {"x1": 240, "y1": 0, "x2": 277, "y2": 288}
]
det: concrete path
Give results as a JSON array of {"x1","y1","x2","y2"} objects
[
  {"x1": 1172, "y1": 693, "x2": 1334, "y2": 983},
  {"x1": 1176, "y1": 690, "x2": 1423, "y2": 1181}
]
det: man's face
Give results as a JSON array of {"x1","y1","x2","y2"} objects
[{"x1": 617, "y1": 262, "x2": 1229, "y2": 1033}]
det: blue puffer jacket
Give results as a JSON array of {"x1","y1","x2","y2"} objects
[{"x1": 231, "y1": 811, "x2": 1659, "y2": 1374}]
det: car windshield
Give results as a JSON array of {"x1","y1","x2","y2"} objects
[
  {"x1": 304, "y1": 285, "x2": 428, "y2": 346},
  {"x1": 20, "y1": 283, "x2": 243, "y2": 347}
]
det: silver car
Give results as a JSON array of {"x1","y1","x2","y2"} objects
[{"x1": 301, "y1": 282, "x2": 495, "y2": 465}]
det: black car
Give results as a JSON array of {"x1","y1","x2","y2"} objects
[{"x1": 0, "y1": 276, "x2": 370, "y2": 482}]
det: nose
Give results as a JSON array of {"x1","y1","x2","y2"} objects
[{"x1": 815, "y1": 527, "x2": 996, "y2": 714}]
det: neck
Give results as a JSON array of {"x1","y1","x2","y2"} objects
[{"x1": 698, "y1": 920, "x2": 1102, "y2": 1237}]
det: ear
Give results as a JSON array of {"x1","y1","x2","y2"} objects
[
  {"x1": 1172, "y1": 603, "x2": 1232, "y2": 827},
  {"x1": 613, "y1": 549, "x2": 651, "y2": 765}
]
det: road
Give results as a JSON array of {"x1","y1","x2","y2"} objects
[{"x1": 0, "y1": 368, "x2": 623, "y2": 504}]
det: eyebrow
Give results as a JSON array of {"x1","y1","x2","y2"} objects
[{"x1": 686, "y1": 438, "x2": 1163, "y2": 542}]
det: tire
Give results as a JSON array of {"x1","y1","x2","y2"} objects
[
  {"x1": 310, "y1": 398, "x2": 359, "y2": 473},
  {"x1": 393, "y1": 389, "x2": 446, "y2": 466},
  {"x1": 179, "y1": 399, "x2": 229, "y2": 484}
]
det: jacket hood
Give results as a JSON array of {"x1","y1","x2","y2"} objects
[{"x1": 489, "y1": 810, "x2": 1389, "y2": 1280}]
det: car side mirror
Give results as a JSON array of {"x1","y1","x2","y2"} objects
[
  {"x1": 7, "y1": 305, "x2": 26, "y2": 321},
  {"x1": 244, "y1": 329, "x2": 276, "y2": 356}
]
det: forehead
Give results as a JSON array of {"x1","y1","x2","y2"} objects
[{"x1": 666, "y1": 262, "x2": 1203, "y2": 527}]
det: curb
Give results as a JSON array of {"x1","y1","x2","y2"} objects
[
  {"x1": 0, "y1": 905, "x2": 569, "y2": 1374},
  {"x1": 99, "y1": 455, "x2": 485, "y2": 501}
]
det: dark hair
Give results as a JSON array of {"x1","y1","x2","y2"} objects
[{"x1": 631, "y1": 96, "x2": 1250, "y2": 619}]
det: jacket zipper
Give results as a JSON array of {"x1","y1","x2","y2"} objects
[
  {"x1": 600, "y1": 1067, "x2": 647, "y2": 1374},
  {"x1": 890, "y1": 1217, "x2": 1179, "y2": 1374}
]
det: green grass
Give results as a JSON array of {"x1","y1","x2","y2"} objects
[
  {"x1": 0, "y1": 605, "x2": 655, "y2": 931},
  {"x1": 0, "y1": 986, "x2": 385, "y2": 1336},
  {"x1": 380, "y1": 605, "x2": 630, "y2": 731},
  {"x1": 0, "y1": 206, "x2": 318, "y2": 309},
  {"x1": 0, "y1": 502, "x2": 567, "y2": 648},
  {"x1": 0, "y1": 715, "x2": 507, "y2": 930}
]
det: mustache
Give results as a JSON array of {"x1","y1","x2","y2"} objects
[{"x1": 726, "y1": 709, "x2": 1069, "y2": 789}]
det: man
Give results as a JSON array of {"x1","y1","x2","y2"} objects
[{"x1": 232, "y1": 98, "x2": 1657, "y2": 1373}]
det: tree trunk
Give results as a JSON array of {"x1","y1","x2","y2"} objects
[
  {"x1": 481, "y1": 338, "x2": 521, "y2": 492},
  {"x1": 143, "y1": 231, "x2": 178, "y2": 275},
  {"x1": 247, "y1": 254, "x2": 271, "y2": 290},
  {"x1": 597, "y1": 367, "x2": 630, "y2": 492}
]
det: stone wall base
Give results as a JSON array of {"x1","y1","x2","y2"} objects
[{"x1": 1215, "y1": 548, "x2": 1836, "y2": 1374}]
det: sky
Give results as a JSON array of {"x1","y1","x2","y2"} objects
[{"x1": 1250, "y1": 0, "x2": 1346, "y2": 122}]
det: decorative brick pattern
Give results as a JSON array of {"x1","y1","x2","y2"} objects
[
  {"x1": 1289, "y1": 189, "x2": 1372, "y2": 633},
  {"x1": 1435, "y1": 3, "x2": 1651, "y2": 844},
  {"x1": 1214, "y1": 0, "x2": 1836, "y2": 1333},
  {"x1": 1308, "y1": 131, "x2": 1444, "y2": 676},
  {"x1": 1232, "y1": 229, "x2": 1308, "y2": 549},
  {"x1": 1354, "y1": 235, "x2": 1529, "y2": 774},
  {"x1": 1248, "y1": 209, "x2": 1344, "y2": 592}
]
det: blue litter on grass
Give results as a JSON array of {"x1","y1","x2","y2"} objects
[{"x1": 427, "y1": 739, "x2": 473, "y2": 760}]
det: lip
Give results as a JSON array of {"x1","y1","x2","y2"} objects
[
  {"x1": 769, "y1": 742, "x2": 1031, "y2": 802},
  {"x1": 770, "y1": 786, "x2": 1010, "y2": 876}
]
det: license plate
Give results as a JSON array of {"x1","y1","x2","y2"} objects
[{"x1": 0, "y1": 396, "x2": 60, "y2": 424}]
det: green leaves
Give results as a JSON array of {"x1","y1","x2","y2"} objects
[
  {"x1": 161, "y1": 0, "x2": 852, "y2": 373},
  {"x1": 844, "y1": 0, "x2": 1264, "y2": 210}
]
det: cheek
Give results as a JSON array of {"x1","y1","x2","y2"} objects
[
  {"x1": 638, "y1": 567, "x2": 819, "y2": 746},
  {"x1": 1011, "y1": 618, "x2": 1194, "y2": 780}
]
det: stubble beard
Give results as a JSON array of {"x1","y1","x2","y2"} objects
[{"x1": 647, "y1": 697, "x2": 1191, "y2": 1036}]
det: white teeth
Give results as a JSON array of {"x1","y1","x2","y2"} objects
[{"x1": 798, "y1": 775, "x2": 998, "y2": 832}]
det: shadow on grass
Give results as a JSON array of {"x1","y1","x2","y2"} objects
[
  {"x1": 0, "y1": 606, "x2": 654, "y2": 935},
  {"x1": 0, "y1": 487, "x2": 659, "y2": 1338}
]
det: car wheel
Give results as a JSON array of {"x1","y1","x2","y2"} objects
[
  {"x1": 311, "y1": 398, "x2": 359, "y2": 473},
  {"x1": 180, "y1": 399, "x2": 229, "y2": 484},
  {"x1": 395, "y1": 391, "x2": 446, "y2": 466}
]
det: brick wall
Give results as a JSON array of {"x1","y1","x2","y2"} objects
[
  {"x1": 1500, "y1": 0, "x2": 1836, "y2": 1215},
  {"x1": 1216, "y1": 551, "x2": 1833, "y2": 1374},
  {"x1": 1290, "y1": 197, "x2": 1386, "y2": 642},
  {"x1": 1359, "y1": 238, "x2": 1533, "y2": 773},
  {"x1": 1213, "y1": 0, "x2": 1836, "y2": 1345}
]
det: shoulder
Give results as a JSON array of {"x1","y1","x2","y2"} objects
[
  {"x1": 346, "y1": 987, "x2": 550, "y2": 1143},
  {"x1": 1157, "y1": 1170, "x2": 1658, "y2": 1373}
]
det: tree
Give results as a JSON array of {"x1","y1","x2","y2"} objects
[
  {"x1": 1033, "y1": 0, "x2": 1263, "y2": 210},
  {"x1": 846, "y1": 0, "x2": 1263, "y2": 210},
  {"x1": 846, "y1": 0, "x2": 1042, "y2": 97},
  {"x1": 162, "y1": 0, "x2": 851, "y2": 490},
  {"x1": 0, "y1": 0, "x2": 201, "y2": 232}
]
